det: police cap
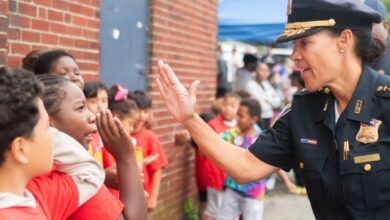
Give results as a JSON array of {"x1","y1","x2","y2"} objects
[
  {"x1": 276, "y1": 0, "x2": 382, "y2": 43},
  {"x1": 363, "y1": 0, "x2": 388, "y2": 21}
]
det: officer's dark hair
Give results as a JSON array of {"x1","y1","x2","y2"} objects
[
  {"x1": 109, "y1": 85, "x2": 139, "y2": 119},
  {"x1": 243, "y1": 54, "x2": 259, "y2": 72},
  {"x1": 240, "y1": 98, "x2": 261, "y2": 119},
  {"x1": 33, "y1": 50, "x2": 76, "y2": 75},
  {"x1": 127, "y1": 90, "x2": 152, "y2": 109},
  {"x1": 0, "y1": 67, "x2": 43, "y2": 166},
  {"x1": 327, "y1": 27, "x2": 385, "y2": 64},
  {"x1": 37, "y1": 75, "x2": 69, "y2": 116},
  {"x1": 84, "y1": 81, "x2": 109, "y2": 99}
]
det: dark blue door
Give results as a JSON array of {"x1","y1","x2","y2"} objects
[{"x1": 100, "y1": 0, "x2": 148, "y2": 90}]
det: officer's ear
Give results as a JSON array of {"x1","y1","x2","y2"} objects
[{"x1": 337, "y1": 29, "x2": 353, "y2": 53}]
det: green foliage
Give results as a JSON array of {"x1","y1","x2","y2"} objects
[{"x1": 184, "y1": 198, "x2": 199, "y2": 220}]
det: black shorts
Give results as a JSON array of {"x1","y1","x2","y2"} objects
[{"x1": 198, "y1": 190, "x2": 207, "y2": 202}]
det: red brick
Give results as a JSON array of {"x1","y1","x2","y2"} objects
[
  {"x1": 7, "y1": 55, "x2": 21, "y2": 67},
  {"x1": 10, "y1": 42, "x2": 31, "y2": 54},
  {"x1": 33, "y1": 0, "x2": 52, "y2": 7},
  {"x1": 21, "y1": 30, "x2": 40, "y2": 43},
  {"x1": 48, "y1": 9, "x2": 63, "y2": 22},
  {"x1": 8, "y1": 28, "x2": 21, "y2": 40},
  {"x1": 38, "y1": 7, "x2": 47, "y2": 19},
  {"x1": 59, "y1": 37, "x2": 74, "y2": 47},
  {"x1": 50, "y1": 23, "x2": 67, "y2": 33},
  {"x1": 41, "y1": 33, "x2": 58, "y2": 44},
  {"x1": 87, "y1": 19, "x2": 99, "y2": 29},
  {"x1": 18, "y1": 2, "x2": 37, "y2": 17},
  {"x1": 8, "y1": 14, "x2": 31, "y2": 28},
  {"x1": 32, "y1": 19, "x2": 49, "y2": 31},
  {"x1": 72, "y1": 15, "x2": 88, "y2": 26}
]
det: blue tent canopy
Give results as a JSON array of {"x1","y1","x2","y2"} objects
[{"x1": 218, "y1": 0, "x2": 288, "y2": 44}]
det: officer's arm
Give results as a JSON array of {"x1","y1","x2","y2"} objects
[{"x1": 183, "y1": 114, "x2": 279, "y2": 184}]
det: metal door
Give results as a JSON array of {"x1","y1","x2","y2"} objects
[{"x1": 100, "y1": 0, "x2": 148, "y2": 90}]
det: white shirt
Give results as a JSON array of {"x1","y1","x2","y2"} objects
[{"x1": 247, "y1": 80, "x2": 282, "y2": 118}]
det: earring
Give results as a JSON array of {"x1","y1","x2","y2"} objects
[{"x1": 340, "y1": 49, "x2": 345, "y2": 53}]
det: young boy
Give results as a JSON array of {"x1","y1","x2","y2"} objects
[
  {"x1": 0, "y1": 68, "x2": 104, "y2": 219},
  {"x1": 204, "y1": 93, "x2": 240, "y2": 220},
  {"x1": 217, "y1": 99, "x2": 295, "y2": 220},
  {"x1": 128, "y1": 90, "x2": 168, "y2": 211}
]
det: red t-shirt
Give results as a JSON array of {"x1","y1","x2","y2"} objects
[
  {"x1": 195, "y1": 147, "x2": 208, "y2": 191},
  {"x1": 0, "y1": 204, "x2": 50, "y2": 220},
  {"x1": 26, "y1": 170, "x2": 79, "y2": 220},
  {"x1": 131, "y1": 127, "x2": 168, "y2": 194},
  {"x1": 68, "y1": 185, "x2": 124, "y2": 220},
  {"x1": 202, "y1": 115, "x2": 236, "y2": 190}
]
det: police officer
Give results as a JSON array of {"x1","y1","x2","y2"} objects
[
  {"x1": 364, "y1": 0, "x2": 390, "y2": 76},
  {"x1": 156, "y1": 0, "x2": 390, "y2": 219}
]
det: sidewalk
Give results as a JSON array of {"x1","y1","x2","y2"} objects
[{"x1": 263, "y1": 178, "x2": 315, "y2": 220}]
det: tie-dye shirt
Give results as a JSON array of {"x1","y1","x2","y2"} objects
[{"x1": 221, "y1": 126, "x2": 266, "y2": 199}]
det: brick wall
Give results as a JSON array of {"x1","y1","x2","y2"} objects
[
  {"x1": 1, "y1": 0, "x2": 218, "y2": 219},
  {"x1": 6, "y1": 0, "x2": 100, "y2": 81},
  {"x1": 148, "y1": 0, "x2": 218, "y2": 219},
  {"x1": 0, "y1": 0, "x2": 8, "y2": 65}
]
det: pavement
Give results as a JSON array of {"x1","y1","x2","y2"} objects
[{"x1": 263, "y1": 177, "x2": 315, "y2": 220}]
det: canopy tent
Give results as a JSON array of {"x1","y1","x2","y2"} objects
[{"x1": 218, "y1": 0, "x2": 288, "y2": 44}]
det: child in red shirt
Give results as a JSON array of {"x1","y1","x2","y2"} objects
[
  {"x1": 38, "y1": 75, "x2": 148, "y2": 220},
  {"x1": 128, "y1": 90, "x2": 168, "y2": 211},
  {"x1": 203, "y1": 93, "x2": 240, "y2": 220},
  {"x1": 0, "y1": 68, "x2": 104, "y2": 220}
]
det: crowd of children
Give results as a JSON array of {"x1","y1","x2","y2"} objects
[{"x1": 0, "y1": 48, "x2": 302, "y2": 220}]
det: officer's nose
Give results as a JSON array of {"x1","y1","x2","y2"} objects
[{"x1": 290, "y1": 45, "x2": 302, "y2": 63}]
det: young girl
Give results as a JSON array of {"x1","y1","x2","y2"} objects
[
  {"x1": 83, "y1": 82, "x2": 117, "y2": 169},
  {"x1": 38, "y1": 75, "x2": 147, "y2": 220}
]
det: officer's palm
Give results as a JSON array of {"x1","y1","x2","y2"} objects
[{"x1": 156, "y1": 60, "x2": 199, "y2": 122}]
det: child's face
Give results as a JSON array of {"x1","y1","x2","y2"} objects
[
  {"x1": 133, "y1": 108, "x2": 151, "y2": 133},
  {"x1": 220, "y1": 96, "x2": 240, "y2": 121},
  {"x1": 51, "y1": 82, "x2": 97, "y2": 149},
  {"x1": 236, "y1": 106, "x2": 256, "y2": 132},
  {"x1": 86, "y1": 89, "x2": 109, "y2": 114},
  {"x1": 50, "y1": 56, "x2": 85, "y2": 89},
  {"x1": 118, "y1": 110, "x2": 139, "y2": 134},
  {"x1": 27, "y1": 99, "x2": 53, "y2": 176}
]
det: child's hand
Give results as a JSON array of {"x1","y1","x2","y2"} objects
[
  {"x1": 174, "y1": 130, "x2": 191, "y2": 147},
  {"x1": 96, "y1": 110, "x2": 134, "y2": 161}
]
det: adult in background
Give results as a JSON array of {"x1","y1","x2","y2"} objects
[
  {"x1": 156, "y1": 0, "x2": 390, "y2": 219},
  {"x1": 231, "y1": 54, "x2": 258, "y2": 92},
  {"x1": 216, "y1": 44, "x2": 230, "y2": 98},
  {"x1": 249, "y1": 63, "x2": 282, "y2": 129},
  {"x1": 365, "y1": 0, "x2": 390, "y2": 75}
]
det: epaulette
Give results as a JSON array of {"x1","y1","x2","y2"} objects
[
  {"x1": 375, "y1": 74, "x2": 390, "y2": 98},
  {"x1": 271, "y1": 102, "x2": 292, "y2": 127}
]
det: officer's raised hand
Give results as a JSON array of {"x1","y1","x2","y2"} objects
[{"x1": 156, "y1": 60, "x2": 200, "y2": 122}]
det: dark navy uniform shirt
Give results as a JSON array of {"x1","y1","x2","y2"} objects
[
  {"x1": 249, "y1": 65, "x2": 390, "y2": 219},
  {"x1": 371, "y1": 37, "x2": 390, "y2": 76}
]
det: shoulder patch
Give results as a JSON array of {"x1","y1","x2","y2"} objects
[{"x1": 271, "y1": 102, "x2": 291, "y2": 127}]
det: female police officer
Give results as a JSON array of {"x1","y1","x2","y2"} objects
[{"x1": 156, "y1": 0, "x2": 389, "y2": 219}]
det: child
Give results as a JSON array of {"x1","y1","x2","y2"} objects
[
  {"x1": 203, "y1": 93, "x2": 240, "y2": 220},
  {"x1": 217, "y1": 99, "x2": 295, "y2": 220},
  {"x1": 128, "y1": 90, "x2": 168, "y2": 211},
  {"x1": 38, "y1": 75, "x2": 148, "y2": 220},
  {"x1": 0, "y1": 68, "x2": 104, "y2": 219},
  {"x1": 83, "y1": 81, "x2": 117, "y2": 170}
]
